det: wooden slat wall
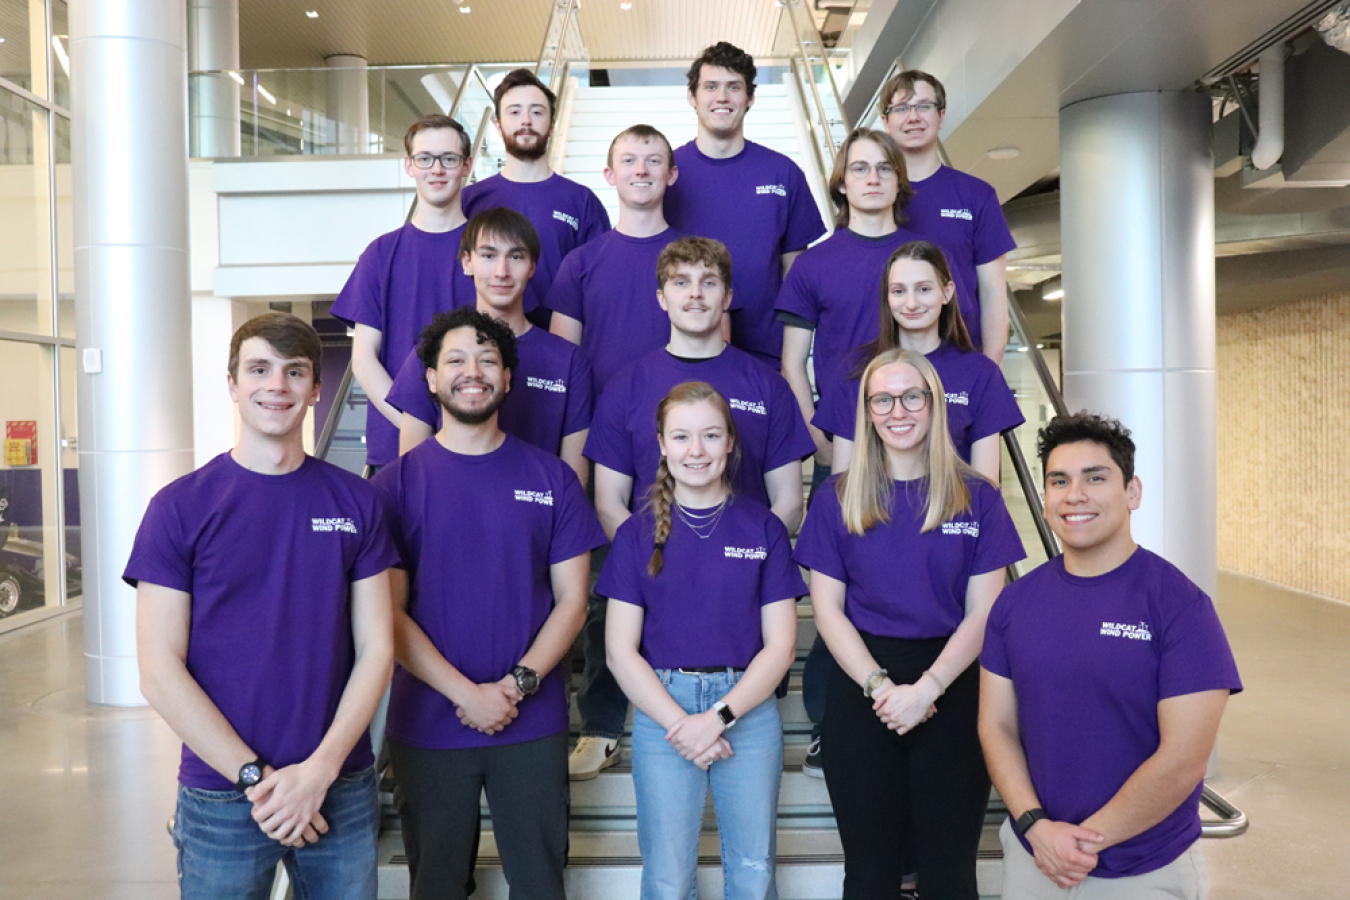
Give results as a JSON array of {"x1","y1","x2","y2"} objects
[{"x1": 1217, "y1": 293, "x2": 1350, "y2": 603}]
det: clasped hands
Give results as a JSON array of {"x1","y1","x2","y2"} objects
[
  {"x1": 455, "y1": 674, "x2": 525, "y2": 735},
  {"x1": 666, "y1": 710, "x2": 733, "y2": 771},
  {"x1": 1026, "y1": 819, "x2": 1106, "y2": 889},
  {"x1": 870, "y1": 677, "x2": 938, "y2": 734},
  {"x1": 246, "y1": 760, "x2": 336, "y2": 848}
]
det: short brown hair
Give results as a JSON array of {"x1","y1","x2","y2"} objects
[
  {"x1": 228, "y1": 312, "x2": 322, "y2": 385},
  {"x1": 460, "y1": 208, "x2": 541, "y2": 265},
  {"x1": 878, "y1": 69, "x2": 947, "y2": 118},
  {"x1": 493, "y1": 68, "x2": 557, "y2": 123},
  {"x1": 607, "y1": 124, "x2": 674, "y2": 170},
  {"x1": 403, "y1": 114, "x2": 469, "y2": 157},
  {"x1": 656, "y1": 236, "x2": 732, "y2": 290},
  {"x1": 827, "y1": 129, "x2": 914, "y2": 229}
]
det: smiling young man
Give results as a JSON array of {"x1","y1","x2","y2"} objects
[
  {"x1": 880, "y1": 70, "x2": 1016, "y2": 363},
  {"x1": 573, "y1": 237, "x2": 816, "y2": 774},
  {"x1": 547, "y1": 124, "x2": 685, "y2": 391},
  {"x1": 979, "y1": 413, "x2": 1242, "y2": 900},
  {"x1": 461, "y1": 69, "x2": 610, "y2": 321},
  {"x1": 333, "y1": 115, "x2": 479, "y2": 474},
  {"x1": 129, "y1": 313, "x2": 397, "y2": 899},
  {"x1": 385, "y1": 208, "x2": 593, "y2": 485},
  {"x1": 664, "y1": 42, "x2": 827, "y2": 368},
  {"x1": 373, "y1": 308, "x2": 606, "y2": 900}
]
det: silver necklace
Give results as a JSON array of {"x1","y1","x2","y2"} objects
[{"x1": 674, "y1": 497, "x2": 729, "y2": 539}]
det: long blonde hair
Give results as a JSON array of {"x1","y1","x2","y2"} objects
[
  {"x1": 837, "y1": 348, "x2": 978, "y2": 535},
  {"x1": 644, "y1": 382, "x2": 741, "y2": 576}
]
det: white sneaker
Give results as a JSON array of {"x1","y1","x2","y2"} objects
[{"x1": 569, "y1": 736, "x2": 620, "y2": 781}]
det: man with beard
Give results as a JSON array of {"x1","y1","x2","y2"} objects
[
  {"x1": 373, "y1": 308, "x2": 606, "y2": 900},
  {"x1": 385, "y1": 208, "x2": 593, "y2": 486},
  {"x1": 462, "y1": 68, "x2": 610, "y2": 322},
  {"x1": 664, "y1": 42, "x2": 827, "y2": 368}
]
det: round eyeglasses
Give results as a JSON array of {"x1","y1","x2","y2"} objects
[
  {"x1": 867, "y1": 389, "x2": 932, "y2": 416},
  {"x1": 410, "y1": 152, "x2": 466, "y2": 170}
]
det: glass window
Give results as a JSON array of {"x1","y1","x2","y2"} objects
[
  {"x1": 50, "y1": 0, "x2": 67, "y2": 109},
  {"x1": 58, "y1": 345, "x2": 77, "y2": 603},
  {"x1": 0, "y1": 0, "x2": 36, "y2": 95},
  {"x1": 55, "y1": 110, "x2": 70, "y2": 336},
  {"x1": 0, "y1": 339, "x2": 64, "y2": 621},
  {"x1": 0, "y1": 86, "x2": 54, "y2": 336}
]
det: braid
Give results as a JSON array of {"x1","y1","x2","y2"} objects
[{"x1": 646, "y1": 457, "x2": 676, "y2": 576}]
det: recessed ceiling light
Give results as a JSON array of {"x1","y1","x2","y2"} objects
[
  {"x1": 1043, "y1": 287, "x2": 1063, "y2": 300},
  {"x1": 257, "y1": 85, "x2": 276, "y2": 104},
  {"x1": 228, "y1": 71, "x2": 245, "y2": 85},
  {"x1": 987, "y1": 146, "x2": 1020, "y2": 160},
  {"x1": 305, "y1": 10, "x2": 319, "y2": 18},
  {"x1": 458, "y1": 4, "x2": 470, "y2": 11},
  {"x1": 286, "y1": 109, "x2": 292, "y2": 116},
  {"x1": 620, "y1": 1, "x2": 632, "y2": 8}
]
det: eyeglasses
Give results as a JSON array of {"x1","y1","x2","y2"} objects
[
  {"x1": 410, "y1": 152, "x2": 466, "y2": 170},
  {"x1": 846, "y1": 161, "x2": 898, "y2": 179},
  {"x1": 884, "y1": 101, "x2": 941, "y2": 117},
  {"x1": 867, "y1": 389, "x2": 931, "y2": 416}
]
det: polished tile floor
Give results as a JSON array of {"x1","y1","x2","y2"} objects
[{"x1": 0, "y1": 571, "x2": 1344, "y2": 899}]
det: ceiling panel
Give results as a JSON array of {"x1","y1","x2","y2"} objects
[{"x1": 238, "y1": 0, "x2": 789, "y2": 70}]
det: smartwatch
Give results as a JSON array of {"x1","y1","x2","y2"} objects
[
  {"x1": 235, "y1": 758, "x2": 267, "y2": 792},
  {"x1": 1014, "y1": 807, "x2": 1048, "y2": 836},
  {"x1": 712, "y1": 701, "x2": 737, "y2": 729},
  {"x1": 511, "y1": 665, "x2": 540, "y2": 696}
]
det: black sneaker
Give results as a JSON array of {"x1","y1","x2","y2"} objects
[{"x1": 802, "y1": 736, "x2": 824, "y2": 778}]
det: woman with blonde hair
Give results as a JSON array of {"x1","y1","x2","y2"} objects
[
  {"x1": 600, "y1": 381, "x2": 802, "y2": 900},
  {"x1": 794, "y1": 349, "x2": 1025, "y2": 900}
]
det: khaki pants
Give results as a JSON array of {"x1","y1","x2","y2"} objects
[{"x1": 999, "y1": 818, "x2": 1209, "y2": 900}]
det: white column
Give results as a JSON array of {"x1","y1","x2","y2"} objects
[
  {"x1": 325, "y1": 55, "x2": 369, "y2": 154},
  {"x1": 1059, "y1": 92, "x2": 1216, "y2": 596},
  {"x1": 188, "y1": 0, "x2": 241, "y2": 158},
  {"x1": 71, "y1": 0, "x2": 195, "y2": 705}
]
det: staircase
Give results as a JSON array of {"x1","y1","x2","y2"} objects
[
  {"x1": 375, "y1": 606, "x2": 1006, "y2": 899},
  {"x1": 559, "y1": 82, "x2": 820, "y2": 226}
]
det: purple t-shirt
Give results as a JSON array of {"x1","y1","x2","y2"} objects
[
  {"x1": 331, "y1": 222, "x2": 480, "y2": 467},
  {"x1": 903, "y1": 166, "x2": 1016, "y2": 351},
  {"x1": 545, "y1": 227, "x2": 682, "y2": 389},
  {"x1": 665, "y1": 140, "x2": 827, "y2": 366},
  {"x1": 374, "y1": 436, "x2": 606, "y2": 750},
  {"x1": 813, "y1": 342, "x2": 1024, "y2": 461},
  {"x1": 584, "y1": 346, "x2": 816, "y2": 509},
  {"x1": 123, "y1": 453, "x2": 399, "y2": 790},
  {"x1": 794, "y1": 476, "x2": 1024, "y2": 639},
  {"x1": 597, "y1": 497, "x2": 806, "y2": 669},
  {"x1": 773, "y1": 227, "x2": 923, "y2": 406},
  {"x1": 462, "y1": 172, "x2": 611, "y2": 314},
  {"x1": 384, "y1": 326, "x2": 594, "y2": 455},
  {"x1": 981, "y1": 548, "x2": 1242, "y2": 877}
]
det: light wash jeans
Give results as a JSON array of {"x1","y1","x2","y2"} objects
[
  {"x1": 173, "y1": 766, "x2": 379, "y2": 900},
  {"x1": 632, "y1": 669, "x2": 784, "y2": 900}
]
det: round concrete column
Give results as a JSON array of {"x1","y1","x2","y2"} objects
[
  {"x1": 1059, "y1": 91, "x2": 1216, "y2": 595},
  {"x1": 188, "y1": 0, "x2": 241, "y2": 158},
  {"x1": 325, "y1": 54, "x2": 369, "y2": 154},
  {"x1": 71, "y1": 0, "x2": 195, "y2": 705}
]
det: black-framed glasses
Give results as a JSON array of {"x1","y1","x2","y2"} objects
[
  {"x1": 867, "y1": 389, "x2": 931, "y2": 415},
  {"x1": 846, "y1": 161, "x2": 898, "y2": 179},
  {"x1": 884, "y1": 101, "x2": 941, "y2": 117},
  {"x1": 410, "y1": 152, "x2": 466, "y2": 170}
]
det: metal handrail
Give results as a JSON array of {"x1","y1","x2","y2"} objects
[
  {"x1": 787, "y1": 13, "x2": 842, "y2": 159},
  {"x1": 788, "y1": 58, "x2": 834, "y2": 193},
  {"x1": 447, "y1": 63, "x2": 479, "y2": 121},
  {"x1": 314, "y1": 361, "x2": 356, "y2": 461},
  {"x1": 784, "y1": 0, "x2": 851, "y2": 132},
  {"x1": 1200, "y1": 784, "x2": 1250, "y2": 838},
  {"x1": 468, "y1": 105, "x2": 494, "y2": 173},
  {"x1": 1003, "y1": 431, "x2": 1060, "y2": 560},
  {"x1": 1007, "y1": 289, "x2": 1068, "y2": 417},
  {"x1": 857, "y1": 56, "x2": 904, "y2": 132}
]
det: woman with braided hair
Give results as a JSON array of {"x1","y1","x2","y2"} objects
[{"x1": 599, "y1": 381, "x2": 803, "y2": 900}]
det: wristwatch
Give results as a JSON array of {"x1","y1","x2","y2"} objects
[
  {"x1": 511, "y1": 665, "x2": 540, "y2": 696},
  {"x1": 1014, "y1": 807, "x2": 1048, "y2": 836},
  {"x1": 712, "y1": 700, "x2": 737, "y2": 729},
  {"x1": 235, "y1": 758, "x2": 267, "y2": 792},
  {"x1": 863, "y1": 668, "x2": 889, "y2": 699}
]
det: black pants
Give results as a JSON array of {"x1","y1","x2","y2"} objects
[
  {"x1": 822, "y1": 633, "x2": 988, "y2": 900},
  {"x1": 389, "y1": 731, "x2": 570, "y2": 900}
]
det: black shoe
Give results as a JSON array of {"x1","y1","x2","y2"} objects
[{"x1": 802, "y1": 736, "x2": 824, "y2": 778}]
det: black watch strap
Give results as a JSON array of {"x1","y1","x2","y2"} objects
[
  {"x1": 1014, "y1": 807, "x2": 1048, "y2": 836},
  {"x1": 235, "y1": 758, "x2": 268, "y2": 792}
]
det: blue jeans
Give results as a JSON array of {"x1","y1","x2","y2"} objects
[
  {"x1": 632, "y1": 669, "x2": 783, "y2": 900},
  {"x1": 173, "y1": 767, "x2": 379, "y2": 900},
  {"x1": 578, "y1": 545, "x2": 630, "y2": 738}
]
